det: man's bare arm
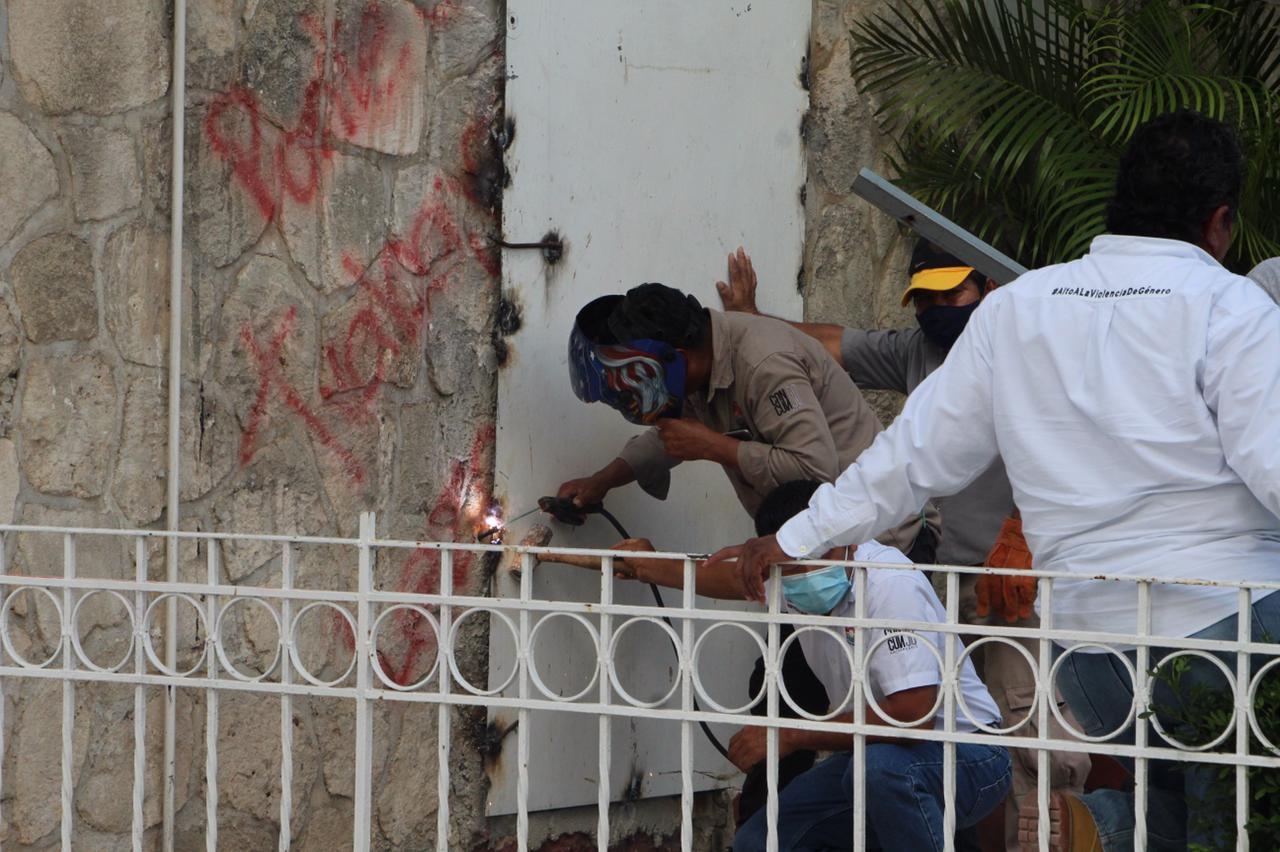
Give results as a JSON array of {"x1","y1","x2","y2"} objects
[
  {"x1": 726, "y1": 684, "x2": 939, "y2": 769},
  {"x1": 716, "y1": 247, "x2": 845, "y2": 364},
  {"x1": 540, "y1": 538, "x2": 747, "y2": 599}
]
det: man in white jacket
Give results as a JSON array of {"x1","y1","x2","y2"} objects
[{"x1": 708, "y1": 110, "x2": 1280, "y2": 850}]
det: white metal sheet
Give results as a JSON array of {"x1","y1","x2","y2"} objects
[{"x1": 490, "y1": 0, "x2": 810, "y2": 814}]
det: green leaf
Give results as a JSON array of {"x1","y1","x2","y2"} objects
[{"x1": 849, "y1": 0, "x2": 1280, "y2": 273}]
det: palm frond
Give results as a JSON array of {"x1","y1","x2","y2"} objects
[
  {"x1": 1200, "y1": 1, "x2": 1280, "y2": 90},
  {"x1": 1083, "y1": 2, "x2": 1268, "y2": 141},
  {"x1": 849, "y1": 0, "x2": 1280, "y2": 273}
]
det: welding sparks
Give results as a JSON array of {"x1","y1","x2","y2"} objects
[{"x1": 475, "y1": 509, "x2": 505, "y2": 543}]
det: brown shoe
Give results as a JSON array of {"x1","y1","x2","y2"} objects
[{"x1": 1016, "y1": 791, "x2": 1102, "y2": 851}]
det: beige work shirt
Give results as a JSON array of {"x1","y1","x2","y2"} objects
[{"x1": 617, "y1": 310, "x2": 934, "y2": 553}]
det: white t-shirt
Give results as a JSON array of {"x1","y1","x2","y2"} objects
[
  {"x1": 779, "y1": 236, "x2": 1280, "y2": 639},
  {"x1": 786, "y1": 541, "x2": 1002, "y2": 733}
]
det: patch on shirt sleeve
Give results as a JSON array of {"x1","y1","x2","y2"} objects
[
  {"x1": 768, "y1": 384, "x2": 806, "y2": 417},
  {"x1": 884, "y1": 629, "x2": 919, "y2": 654}
]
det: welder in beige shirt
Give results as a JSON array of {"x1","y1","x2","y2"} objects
[{"x1": 559, "y1": 281, "x2": 937, "y2": 560}]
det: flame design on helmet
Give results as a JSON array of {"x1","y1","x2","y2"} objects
[{"x1": 596, "y1": 345, "x2": 673, "y2": 424}]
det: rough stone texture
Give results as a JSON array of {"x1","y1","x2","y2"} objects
[
  {"x1": 426, "y1": 56, "x2": 503, "y2": 180},
  {"x1": 76, "y1": 689, "x2": 198, "y2": 834},
  {"x1": 103, "y1": 222, "x2": 187, "y2": 368},
  {"x1": 9, "y1": 232, "x2": 98, "y2": 342},
  {"x1": 424, "y1": 258, "x2": 495, "y2": 397},
  {"x1": 281, "y1": 151, "x2": 390, "y2": 293},
  {"x1": 295, "y1": 794, "x2": 355, "y2": 852},
  {"x1": 391, "y1": 164, "x2": 472, "y2": 281},
  {"x1": 219, "y1": 253, "x2": 312, "y2": 407},
  {"x1": 62, "y1": 125, "x2": 143, "y2": 221},
  {"x1": 329, "y1": 0, "x2": 429, "y2": 155},
  {"x1": 394, "y1": 397, "x2": 486, "y2": 518},
  {"x1": 376, "y1": 707, "x2": 440, "y2": 846},
  {"x1": 186, "y1": 106, "x2": 272, "y2": 267},
  {"x1": 0, "y1": 112, "x2": 58, "y2": 247},
  {"x1": 211, "y1": 437, "x2": 333, "y2": 583},
  {"x1": 17, "y1": 352, "x2": 117, "y2": 498},
  {"x1": 214, "y1": 252, "x2": 320, "y2": 472},
  {"x1": 318, "y1": 264, "x2": 423, "y2": 394},
  {"x1": 7, "y1": 0, "x2": 170, "y2": 115},
  {"x1": 805, "y1": 1, "x2": 916, "y2": 424},
  {"x1": 113, "y1": 371, "x2": 168, "y2": 524},
  {"x1": 307, "y1": 393, "x2": 388, "y2": 535},
  {"x1": 0, "y1": 0, "x2": 503, "y2": 846},
  {"x1": 15, "y1": 505, "x2": 129, "y2": 583},
  {"x1": 0, "y1": 297, "x2": 23, "y2": 437},
  {"x1": 141, "y1": 114, "x2": 173, "y2": 217},
  {"x1": 187, "y1": 0, "x2": 240, "y2": 91},
  {"x1": 179, "y1": 385, "x2": 240, "y2": 502},
  {"x1": 216, "y1": 692, "x2": 321, "y2": 833},
  {"x1": 309, "y1": 698, "x2": 390, "y2": 801},
  {"x1": 430, "y1": 0, "x2": 501, "y2": 81},
  {"x1": 240, "y1": 0, "x2": 326, "y2": 130},
  {"x1": 0, "y1": 438, "x2": 18, "y2": 524},
  {"x1": 11, "y1": 680, "x2": 92, "y2": 844}
]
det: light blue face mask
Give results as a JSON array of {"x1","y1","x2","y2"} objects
[{"x1": 781, "y1": 564, "x2": 851, "y2": 614}]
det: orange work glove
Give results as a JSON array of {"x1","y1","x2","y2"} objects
[{"x1": 976, "y1": 515, "x2": 1037, "y2": 623}]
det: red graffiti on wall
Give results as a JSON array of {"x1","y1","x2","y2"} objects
[
  {"x1": 419, "y1": 0, "x2": 461, "y2": 26},
  {"x1": 372, "y1": 423, "x2": 495, "y2": 684},
  {"x1": 239, "y1": 306, "x2": 371, "y2": 485},
  {"x1": 205, "y1": 1, "x2": 437, "y2": 222},
  {"x1": 235, "y1": 170, "x2": 488, "y2": 476},
  {"x1": 214, "y1": 1, "x2": 505, "y2": 683}
]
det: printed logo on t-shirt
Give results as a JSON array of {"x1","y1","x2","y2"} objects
[
  {"x1": 768, "y1": 385, "x2": 805, "y2": 417},
  {"x1": 884, "y1": 630, "x2": 918, "y2": 653},
  {"x1": 1050, "y1": 284, "x2": 1171, "y2": 299}
]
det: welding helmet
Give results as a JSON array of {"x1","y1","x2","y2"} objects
[{"x1": 568, "y1": 294, "x2": 688, "y2": 425}]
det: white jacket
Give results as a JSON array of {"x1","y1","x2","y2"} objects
[{"x1": 778, "y1": 235, "x2": 1280, "y2": 638}]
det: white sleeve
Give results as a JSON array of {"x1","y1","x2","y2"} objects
[
  {"x1": 776, "y1": 305, "x2": 1002, "y2": 558},
  {"x1": 866, "y1": 578, "x2": 944, "y2": 696},
  {"x1": 1203, "y1": 288, "x2": 1280, "y2": 517}
]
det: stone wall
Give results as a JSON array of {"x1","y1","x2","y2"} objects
[
  {"x1": 804, "y1": 0, "x2": 917, "y2": 421},
  {"x1": 0, "y1": 0, "x2": 515, "y2": 847},
  {"x1": 0, "y1": 1, "x2": 899, "y2": 849}
]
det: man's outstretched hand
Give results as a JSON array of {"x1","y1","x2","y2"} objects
[
  {"x1": 704, "y1": 534, "x2": 788, "y2": 603},
  {"x1": 715, "y1": 246, "x2": 760, "y2": 314}
]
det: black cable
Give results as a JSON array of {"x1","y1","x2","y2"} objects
[{"x1": 594, "y1": 505, "x2": 732, "y2": 761}]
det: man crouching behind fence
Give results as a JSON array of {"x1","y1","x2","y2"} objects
[{"x1": 551, "y1": 480, "x2": 1012, "y2": 851}]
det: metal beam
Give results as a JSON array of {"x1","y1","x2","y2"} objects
[{"x1": 851, "y1": 168, "x2": 1028, "y2": 285}]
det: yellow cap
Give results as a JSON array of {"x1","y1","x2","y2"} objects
[{"x1": 899, "y1": 266, "x2": 974, "y2": 307}]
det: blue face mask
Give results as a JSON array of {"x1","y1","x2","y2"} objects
[{"x1": 781, "y1": 564, "x2": 851, "y2": 614}]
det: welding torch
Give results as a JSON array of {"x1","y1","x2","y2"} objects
[
  {"x1": 479, "y1": 428, "x2": 752, "y2": 543},
  {"x1": 477, "y1": 496, "x2": 625, "y2": 542}
]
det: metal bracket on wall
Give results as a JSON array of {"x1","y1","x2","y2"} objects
[
  {"x1": 852, "y1": 168, "x2": 1028, "y2": 285},
  {"x1": 494, "y1": 231, "x2": 563, "y2": 264}
]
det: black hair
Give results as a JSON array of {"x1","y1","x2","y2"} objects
[
  {"x1": 606, "y1": 282, "x2": 709, "y2": 348},
  {"x1": 1105, "y1": 109, "x2": 1243, "y2": 244},
  {"x1": 754, "y1": 480, "x2": 821, "y2": 537}
]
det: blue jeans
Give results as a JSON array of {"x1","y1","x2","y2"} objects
[
  {"x1": 1054, "y1": 590, "x2": 1280, "y2": 851},
  {"x1": 732, "y1": 742, "x2": 1011, "y2": 852}
]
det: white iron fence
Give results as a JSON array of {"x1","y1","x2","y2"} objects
[{"x1": 0, "y1": 514, "x2": 1277, "y2": 851}]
